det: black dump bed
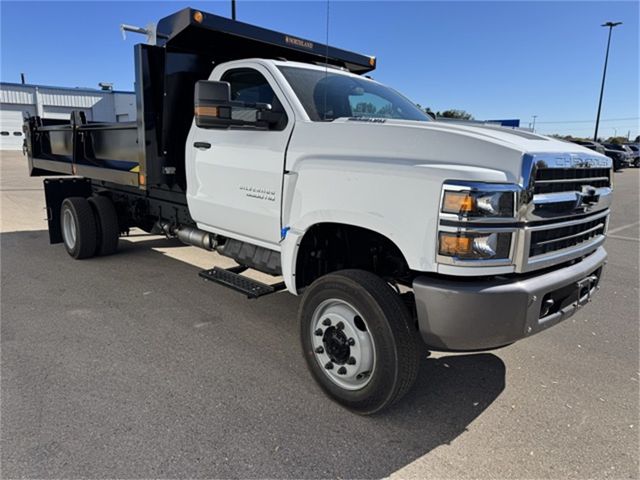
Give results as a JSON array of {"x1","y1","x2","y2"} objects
[{"x1": 24, "y1": 7, "x2": 375, "y2": 192}]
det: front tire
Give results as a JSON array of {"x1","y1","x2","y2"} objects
[
  {"x1": 60, "y1": 197, "x2": 97, "y2": 259},
  {"x1": 299, "y1": 270, "x2": 420, "y2": 415}
]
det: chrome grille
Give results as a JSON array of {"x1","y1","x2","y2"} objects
[
  {"x1": 529, "y1": 217, "x2": 606, "y2": 257},
  {"x1": 534, "y1": 168, "x2": 610, "y2": 194},
  {"x1": 516, "y1": 153, "x2": 613, "y2": 273}
]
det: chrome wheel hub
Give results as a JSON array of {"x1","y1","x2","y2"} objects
[{"x1": 310, "y1": 299, "x2": 375, "y2": 390}]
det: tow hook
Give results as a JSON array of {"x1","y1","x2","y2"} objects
[{"x1": 576, "y1": 275, "x2": 599, "y2": 307}]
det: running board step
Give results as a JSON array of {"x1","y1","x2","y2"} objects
[{"x1": 199, "y1": 266, "x2": 286, "y2": 299}]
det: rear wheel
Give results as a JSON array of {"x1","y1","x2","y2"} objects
[
  {"x1": 88, "y1": 195, "x2": 119, "y2": 256},
  {"x1": 60, "y1": 197, "x2": 97, "y2": 259},
  {"x1": 299, "y1": 269, "x2": 420, "y2": 415}
]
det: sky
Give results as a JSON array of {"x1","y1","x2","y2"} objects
[{"x1": 1, "y1": 0, "x2": 638, "y2": 139}]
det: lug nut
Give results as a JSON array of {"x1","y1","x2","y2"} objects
[
  {"x1": 347, "y1": 356, "x2": 356, "y2": 365},
  {"x1": 347, "y1": 337, "x2": 355, "y2": 346},
  {"x1": 315, "y1": 346, "x2": 324, "y2": 354},
  {"x1": 337, "y1": 367, "x2": 347, "y2": 375},
  {"x1": 336, "y1": 321, "x2": 344, "y2": 330},
  {"x1": 314, "y1": 328, "x2": 323, "y2": 336},
  {"x1": 325, "y1": 362, "x2": 334, "y2": 370},
  {"x1": 322, "y1": 318, "x2": 331, "y2": 326}
]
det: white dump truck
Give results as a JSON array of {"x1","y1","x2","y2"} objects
[{"x1": 23, "y1": 8, "x2": 611, "y2": 414}]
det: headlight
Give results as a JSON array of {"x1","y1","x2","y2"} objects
[
  {"x1": 442, "y1": 189, "x2": 515, "y2": 217},
  {"x1": 439, "y1": 232, "x2": 512, "y2": 260},
  {"x1": 437, "y1": 182, "x2": 518, "y2": 266}
]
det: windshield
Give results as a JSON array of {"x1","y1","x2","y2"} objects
[{"x1": 278, "y1": 66, "x2": 430, "y2": 122}]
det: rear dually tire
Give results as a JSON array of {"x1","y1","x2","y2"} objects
[
  {"x1": 60, "y1": 197, "x2": 97, "y2": 259},
  {"x1": 89, "y1": 195, "x2": 120, "y2": 256}
]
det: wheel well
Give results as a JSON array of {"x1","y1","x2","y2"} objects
[{"x1": 295, "y1": 223, "x2": 413, "y2": 291}]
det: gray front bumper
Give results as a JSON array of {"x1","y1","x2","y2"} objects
[{"x1": 413, "y1": 247, "x2": 607, "y2": 351}]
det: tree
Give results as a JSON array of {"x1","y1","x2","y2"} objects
[
  {"x1": 605, "y1": 136, "x2": 628, "y2": 145},
  {"x1": 353, "y1": 102, "x2": 377, "y2": 115},
  {"x1": 414, "y1": 105, "x2": 473, "y2": 120},
  {"x1": 416, "y1": 104, "x2": 436, "y2": 118},
  {"x1": 635, "y1": 135, "x2": 639, "y2": 143},
  {"x1": 376, "y1": 104, "x2": 394, "y2": 117},
  {"x1": 439, "y1": 109, "x2": 474, "y2": 120}
]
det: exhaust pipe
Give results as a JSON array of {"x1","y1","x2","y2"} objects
[
  {"x1": 153, "y1": 221, "x2": 217, "y2": 251},
  {"x1": 175, "y1": 226, "x2": 218, "y2": 251}
]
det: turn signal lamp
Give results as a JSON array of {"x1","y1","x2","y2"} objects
[
  {"x1": 441, "y1": 188, "x2": 515, "y2": 217},
  {"x1": 195, "y1": 106, "x2": 220, "y2": 117},
  {"x1": 442, "y1": 191, "x2": 475, "y2": 214}
]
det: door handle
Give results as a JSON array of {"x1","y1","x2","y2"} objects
[{"x1": 194, "y1": 141, "x2": 211, "y2": 150}]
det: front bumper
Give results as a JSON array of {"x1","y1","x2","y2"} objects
[{"x1": 413, "y1": 247, "x2": 607, "y2": 351}]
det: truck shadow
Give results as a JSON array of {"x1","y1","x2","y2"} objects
[{"x1": 2, "y1": 230, "x2": 506, "y2": 479}]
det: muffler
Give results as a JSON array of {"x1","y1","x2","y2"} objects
[
  {"x1": 153, "y1": 220, "x2": 217, "y2": 251},
  {"x1": 175, "y1": 226, "x2": 217, "y2": 251}
]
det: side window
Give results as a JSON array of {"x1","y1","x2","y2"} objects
[{"x1": 220, "y1": 68, "x2": 287, "y2": 130}]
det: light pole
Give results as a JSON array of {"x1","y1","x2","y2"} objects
[
  {"x1": 594, "y1": 21, "x2": 622, "y2": 141},
  {"x1": 532, "y1": 115, "x2": 537, "y2": 133}
]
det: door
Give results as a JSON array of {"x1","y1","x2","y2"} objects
[
  {"x1": 187, "y1": 65, "x2": 293, "y2": 247},
  {"x1": 0, "y1": 107, "x2": 34, "y2": 151}
]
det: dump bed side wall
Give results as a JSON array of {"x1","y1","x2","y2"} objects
[{"x1": 24, "y1": 114, "x2": 140, "y2": 187}]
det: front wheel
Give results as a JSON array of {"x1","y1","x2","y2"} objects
[{"x1": 299, "y1": 270, "x2": 420, "y2": 415}]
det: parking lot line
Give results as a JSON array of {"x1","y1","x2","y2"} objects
[
  {"x1": 607, "y1": 220, "x2": 640, "y2": 235},
  {"x1": 607, "y1": 234, "x2": 640, "y2": 243}
]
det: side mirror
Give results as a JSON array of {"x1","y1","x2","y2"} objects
[
  {"x1": 194, "y1": 81, "x2": 233, "y2": 129},
  {"x1": 194, "y1": 80, "x2": 279, "y2": 129}
]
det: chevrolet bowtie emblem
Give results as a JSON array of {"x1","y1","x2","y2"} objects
[{"x1": 578, "y1": 186, "x2": 599, "y2": 206}]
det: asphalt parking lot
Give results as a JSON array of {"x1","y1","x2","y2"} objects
[{"x1": 1, "y1": 150, "x2": 638, "y2": 479}]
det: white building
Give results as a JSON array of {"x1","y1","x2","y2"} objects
[{"x1": 0, "y1": 83, "x2": 136, "y2": 150}]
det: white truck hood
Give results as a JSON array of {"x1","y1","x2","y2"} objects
[
  {"x1": 286, "y1": 118, "x2": 605, "y2": 185},
  {"x1": 406, "y1": 120, "x2": 568, "y2": 152}
]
